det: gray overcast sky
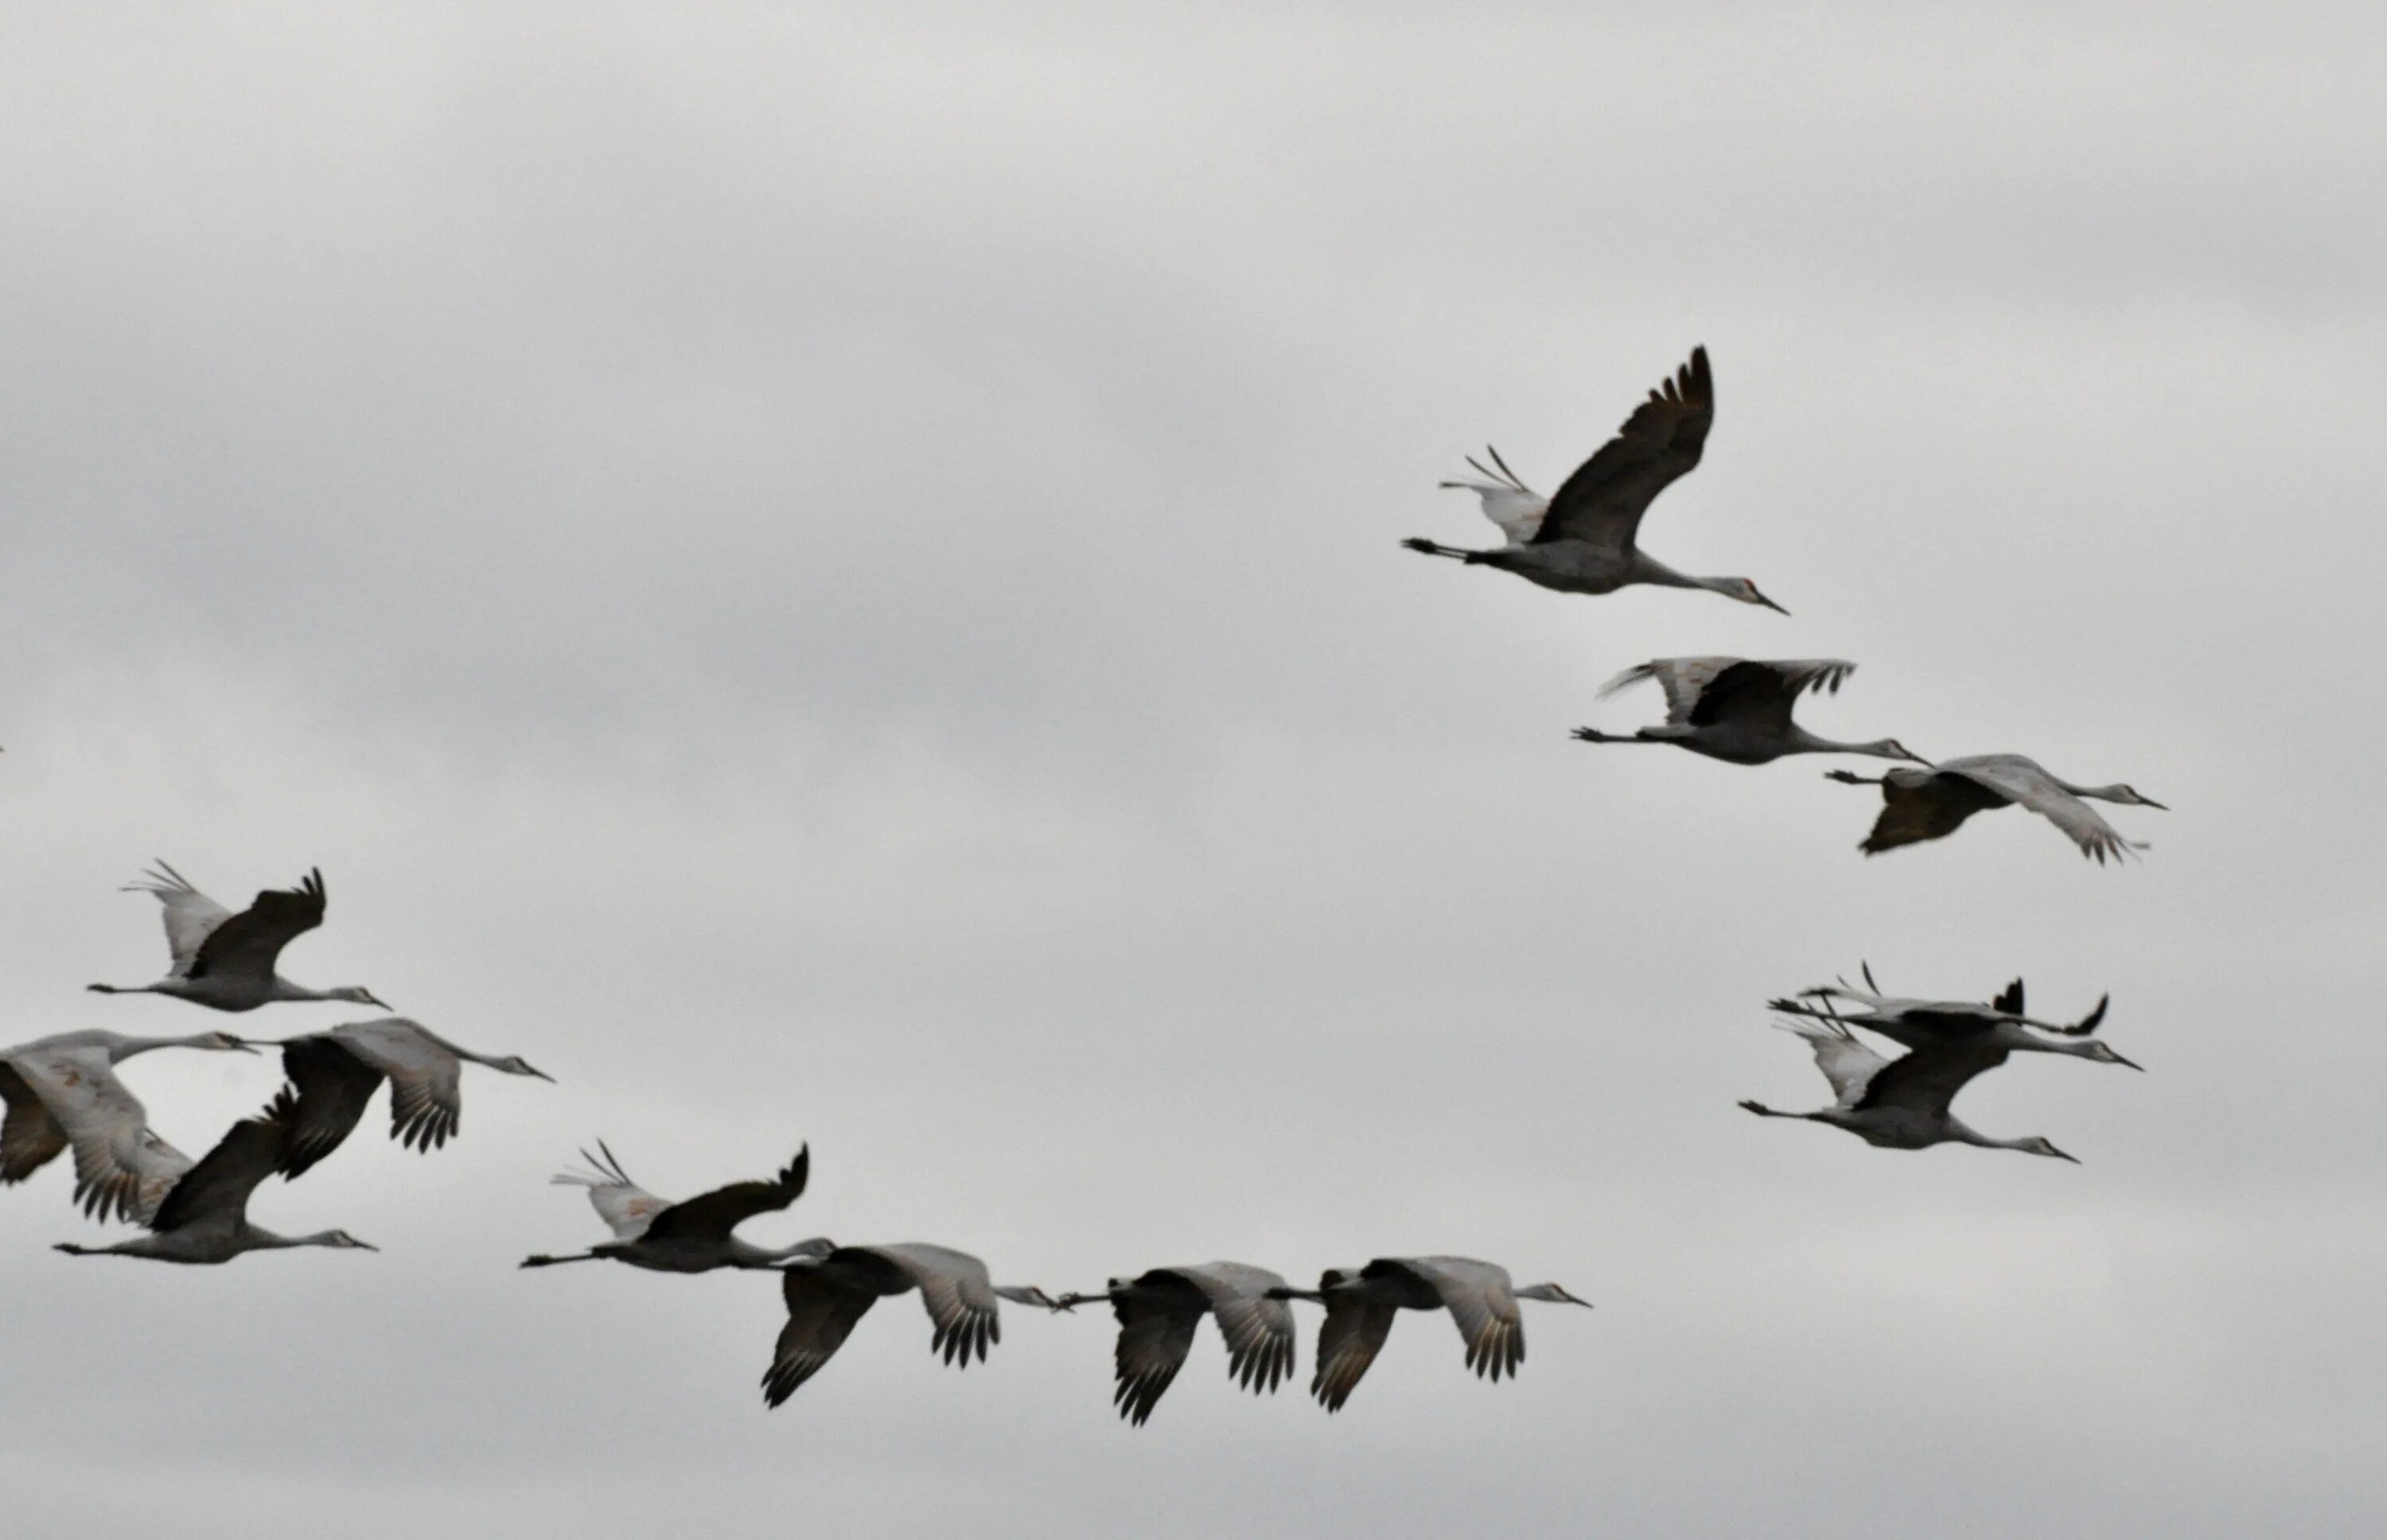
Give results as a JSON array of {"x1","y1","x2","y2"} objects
[{"x1": 3, "y1": 4, "x2": 2382, "y2": 1535}]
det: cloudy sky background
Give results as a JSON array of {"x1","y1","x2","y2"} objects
[{"x1": 3, "y1": 4, "x2": 2382, "y2": 1534}]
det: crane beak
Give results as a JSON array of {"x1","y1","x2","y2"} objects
[
  {"x1": 2110, "y1": 1051, "x2": 2145, "y2": 1071},
  {"x1": 1754, "y1": 593, "x2": 1791, "y2": 616},
  {"x1": 2137, "y1": 795, "x2": 2170, "y2": 811}
]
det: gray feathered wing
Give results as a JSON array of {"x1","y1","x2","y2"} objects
[{"x1": 0, "y1": 1064, "x2": 68, "y2": 1185}]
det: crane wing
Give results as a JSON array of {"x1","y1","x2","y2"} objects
[
  {"x1": 864, "y1": 1243, "x2": 1004, "y2": 1367},
  {"x1": 1310, "y1": 1269, "x2": 1397, "y2": 1413},
  {"x1": 1439, "y1": 449, "x2": 1548, "y2": 545},
  {"x1": 1391, "y1": 1257, "x2": 1527, "y2": 1382},
  {"x1": 1856, "y1": 771, "x2": 2008, "y2": 854},
  {"x1": 1477, "y1": 488, "x2": 1548, "y2": 544},
  {"x1": 551, "y1": 1141, "x2": 672, "y2": 1240},
  {"x1": 1534, "y1": 347, "x2": 1714, "y2": 551},
  {"x1": 1598, "y1": 656, "x2": 1852, "y2": 732},
  {"x1": 187, "y1": 869, "x2": 329, "y2": 982},
  {"x1": 317, "y1": 1020, "x2": 461, "y2": 1153},
  {"x1": 1771, "y1": 1013, "x2": 1889, "y2": 1109},
  {"x1": 122, "y1": 862, "x2": 235, "y2": 978},
  {"x1": 1182, "y1": 1263, "x2": 1298, "y2": 1395},
  {"x1": 372, "y1": 1042, "x2": 464, "y2": 1156},
  {"x1": 1596, "y1": 656, "x2": 1744, "y2": 725},
  {"x1": 1688, "y1": 659, "x2": 1855, "y2": 731},
  {"x1": 274, "y1": 1036, "x2": 387, "y2": 1179},
  {"x1": 1109, "y1": 1274, "x2": 1207, "y2": 1425},
  {"x1": 1854, "y1": 1040, "x2": 2012, "y2": 1118},
  {"x1": 763, "y1": 1265, "x2": 881, "y2": 1406},
  {"x1": 149, "y1": 1094, "x2": 294, "y2": 1232},
  {"x1": 639, "y1": 1146, "x2": 809, "y2": 1242},
  {"x1": 123, "y1": 1126, "x2": 197, "y2": 1226},
  {"x1": 1781, "y1": 978, "x2": 2041, "y2": 1052},
  {"x1": 74, "y1": 1115, "x2": 189, "y2": 1224},
  {"x1": 14, "y1": 1047, "x2": 165, "y2": 1223},
  {"x1": 1865, "y1": 1009, "x2": 2007, "y2": 1052},
  {"x1": 0, "y1": 1063, "x2": 69, "y2": 1184},
  {"x1": 1942, "y1": 756, "x2": 2143, "y2": 864}
]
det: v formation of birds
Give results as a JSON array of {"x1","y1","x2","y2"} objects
[{"x1": 7, "y1": 348, "x2": 2164, "y2": 1424}]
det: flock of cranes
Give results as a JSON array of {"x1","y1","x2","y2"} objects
[
  {"x1": 10, "y1": 344, "x2": 2162, "y2": 1425},
  {"x1": 1418, "y1": 345, "x2": 2165, "y2": 861},
  {"x1": 8, "y1": 861, "x2": 1593, "y2": 1418},
  {"x1": 1405, "y1": 346, "x2": 2159, "y2": 1172}
]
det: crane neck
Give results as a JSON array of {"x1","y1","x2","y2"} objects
[
  {"x1": 1792, "y1": 728, "x2": 1914, "y2": 762},
  {"x1": 1947, "y1": 1121, "x2": 2031, "y2": 1154},
  {"x1": 111, "y1": 1032, "x2": 231, "y2": 1061},
  {"x1": 1627, "y1": 553, "x2": 1697, "y2": 589},
  {"x1": 261, "y1": 1229, "x2": 355, "y2": 1250},
  {"x1": 272, "y1": 981, "x2": 387, "y2": 1009},
  {"x1": 1628, "y1": 552, "x2": 1738, "y2": 594}
]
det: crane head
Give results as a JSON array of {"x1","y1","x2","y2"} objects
[
  {"x1": 1729, "y1": 578, "x2": 1790, "y2": 615},
  {"x1": 2083, "y1": 1040, "x2": 2144, "y2": 1071}
]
